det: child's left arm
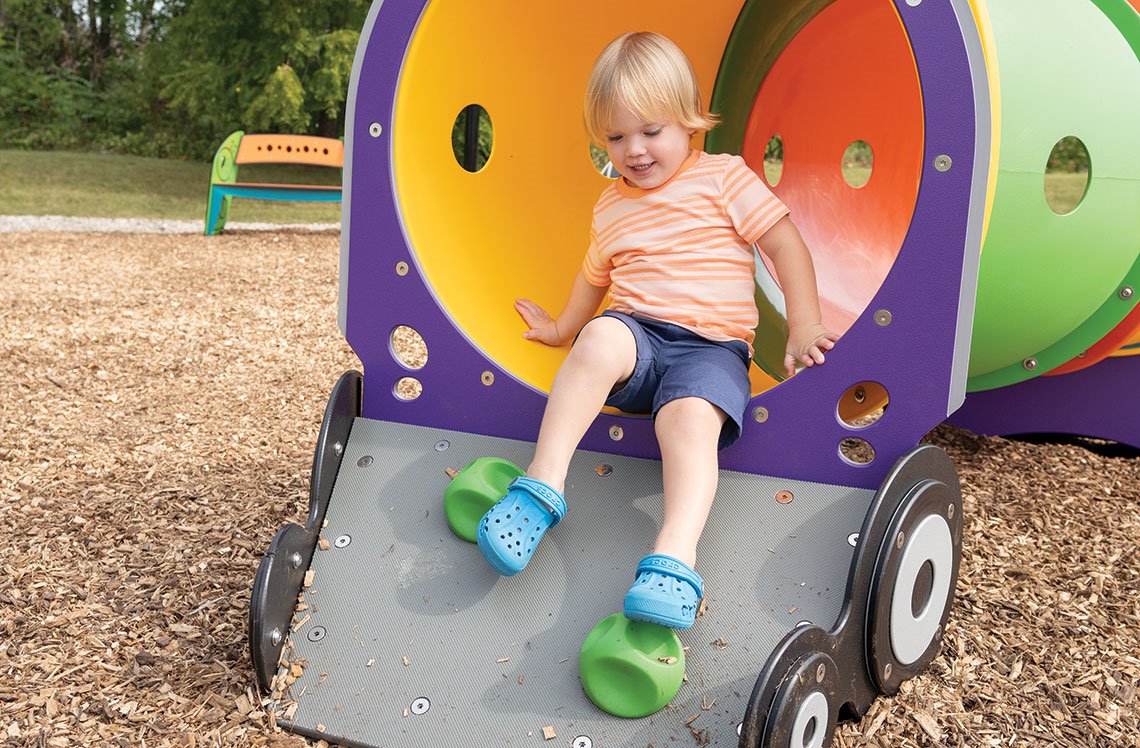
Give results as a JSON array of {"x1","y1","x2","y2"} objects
[{"x1": 756, "y1": 216, "x2": 840, "y2": 377}]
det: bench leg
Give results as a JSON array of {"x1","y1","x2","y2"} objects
[{"x1": 204, "y1": 189, "x2": 232, "y2": 236}]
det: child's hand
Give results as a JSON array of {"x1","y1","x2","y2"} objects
[
  {"x1": 514, "y1": 298, "x2": 564, "y2": 346},
  {"x1": 784, "y1": 323, "x2": 839, "y2": 377}
]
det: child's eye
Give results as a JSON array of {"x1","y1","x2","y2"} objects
[
  {"x1": 607, "y1": 135, "x2": 623, "y2": 143},
  {"x1": 645, "y1": 129, "x2": 661, "y2": 137}
]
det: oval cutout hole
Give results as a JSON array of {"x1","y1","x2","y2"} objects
[
  {"x1": 394, "y1": 377, "x2": 422, "y2": 401},
  {"x1": 841, "y1": 140, "x2": 873, "y2": 188},
  {"x1": 589, "y1": 143, "x2": 619, "y2": 179},
  {"x1": 391, "y1": 325, "x2": 427, "y2": 370},
  {"x1": 839, "y1": 437, "x2": 875, "y2": 465},
  {"x1": 452, "y1": 104, "x2": 493, "y2": 172},
  {"x1": 838, "y1": 381, "x2": 888, "y2": 428},
  {"x1": 764, "y1": 133, "x2": 784, "y2": 187},
  {"x1": 1044, "y1": 135, "x2": 1090, "y2": 215}
]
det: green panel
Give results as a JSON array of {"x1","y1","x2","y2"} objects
[{"x1": 967, "y1": 0, "x2": 1140, "y2": 389}]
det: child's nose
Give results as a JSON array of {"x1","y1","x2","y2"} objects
[{"x1": 627, "y1": 138, "x2": 647, "y2": 156}]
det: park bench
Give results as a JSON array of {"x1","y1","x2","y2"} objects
[{"x1": 204, "y1": 130, "x2": 343, "y2": 235}]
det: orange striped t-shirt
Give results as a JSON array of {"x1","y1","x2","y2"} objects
[{"x1": 582, "y1": 150, "x2": 789, "y2": 351}]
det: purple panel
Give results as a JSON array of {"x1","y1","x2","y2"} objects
[
  {"x1": 344, "y1": 0, "x2": 979, "y2": 489},
  {"x1": 948, "y1": 356, "x2": 1140, "y2": 449}
]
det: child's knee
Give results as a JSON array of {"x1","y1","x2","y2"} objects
[{"x1": 570, "y1": 316, "x2": 636, "y2": 367}]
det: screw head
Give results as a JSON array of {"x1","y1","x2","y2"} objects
[
  {"x1": 947, "y1": 503, "x2": 956, "y2": 520},
  {"x1": 307, "y1": 626, "x2": 326, "y2": 642},
  {"x1": 410, "y1": 697, "x2": 430, "y2": 715},
  {"x1": 595, "y1": 464, "x2": 613, "y2": 477},
  {"x1": 1023, "y1": 357, "x2": 1038, "y2": 371},
  {"x1": 874, "y1": 309, "x2": 893, "y2": 327},
  {"x1": 434, "y1": 440, "x2": 450, "y2": 452},
  {"x1": 369, "y1": 122, "x2": 383, "y2": 138},
  {"x1": 775, "y1": 490, "x2": 794, "y2": 505},
  {"x1": 271, "y1": 628, "x2": 283, "y2": 647},
  {"x1": 334, "y1": 534, "x2": 351, "y2": 549},
  {"x1": 481, "y1": 371, "x2": 495, "y2": 386},
  {"x1": 895, "y1": 531, "x2": 905, "y2": 550},
  {"x1": 289, "y1": 552, "x2": 303, "y2": 569},
  {"x1": 816, "y1": 662, "x2": 826, "y2": 682},
  {"x1": 573, "y1": 738, "x2": 593, "y2": 748},
  {"x1": 847, "y1": 532, "x2": 860, "y2": 547},
  {"x1": 608, "y1": 425, "x2": 624, "y2": 441},
  {"x1": 934, "y1": 154, "x2": 952, "y2": 172},
  {"x1": 395, "y1": 261, "x2": 409, "y2": 277},
  {"x1": 752, "y1": 406, "x2": 769, "y2": 423},
  {"x1": 357, "y1": 455, "x2": 374, "y2": 468},
  {"x1": 884, "y1": 663, "x2": 893, "y2": 679},
  {"x1": 1120, "y1": 286, "x2": 1134, "y2": 300}
]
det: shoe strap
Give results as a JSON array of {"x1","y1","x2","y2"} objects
[
  {"x1": 507, "y1": 477, "x2": 567, "y2": 526},
  {"x1": 635, "y1": 554, "x2": 704, "y2": 597}
]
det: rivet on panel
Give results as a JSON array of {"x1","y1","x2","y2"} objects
[
  {"x1": 775, "y1": 490, "x2": 794, "y2": 505},
  {"x1": 1022, "y1": 357, "x2": 1038, "y2": 371},
  {"x1": 369, "y1": 122, "x2": 383, "y2": 138},
  {"x1": 752, "y1": 406, "x2": 769, "y2": 423},
  {"x1": 609, "y1": 425, "x2": 624, "y2": 441},
  {"x1": 271, "y1": 628, "x2": 283, "y2": 646},
  {"x1": 357, "y1": 455, "x2": 374, "y2": 468},
  {"x1": 1120, "y1": 286, "x2": 1134, "y2": 300},
  {"x1": 395, "y1": 261, "x2": 409, "y2": 276},
  {"x1": 875, "y1": 309, "x2": 893, "y2": 327},
  {"x1": 289, "y1": 552, "x2": 303, "y2": 569},
  {"x1": 434, "y1": 440, "x2": 450, "y2": 452},
  {"x1": 481, "y1": 371, "x2": 495, "y2": 386},
  {"x1": 934, "y1": 154, "x2": 952, "y2": 172}
]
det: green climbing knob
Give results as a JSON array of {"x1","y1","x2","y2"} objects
[
  {"x1": 579, "y1": 612, "x2": 686, "y2": 718},
  {"x1": 443, "y1": 457, "x2": 524, "y2": 542}
]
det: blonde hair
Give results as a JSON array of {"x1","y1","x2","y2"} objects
[{"x1": 584, "y1": 32, "x2": 719, "y2": 146}]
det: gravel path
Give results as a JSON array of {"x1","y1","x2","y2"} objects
[{"x1": 0, "y1": 214, "x2": 339, "y2": 234}]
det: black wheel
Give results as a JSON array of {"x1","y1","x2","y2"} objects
[
  {"x1": 866, "y1": 477, "x2": 962, "y2": 694},
  {"x1": 761, "y1": 651, "x2": 839, "y2": 748}
]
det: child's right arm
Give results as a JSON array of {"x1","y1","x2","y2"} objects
[{"x1": 514, "y1": 271, "x2": 609, "y2": 347}]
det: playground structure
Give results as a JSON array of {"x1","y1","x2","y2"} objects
[
  {"x1": 204, "y1": 131, "x2": 343, "y2": 236},
  {"x1": 247, "y1": 1, "x2": 1139, "y2": 746}
]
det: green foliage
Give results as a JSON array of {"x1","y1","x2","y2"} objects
[
  {"x1": 245, "y1": 64, "x2": 310, "y2": 133},
  {"x1": 450, "y1": 105, "x2": 494, "y2": 171}
]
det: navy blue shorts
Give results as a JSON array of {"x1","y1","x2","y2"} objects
[{"x1": 592, "y1": 310, "x2": 752, "y2": 450}]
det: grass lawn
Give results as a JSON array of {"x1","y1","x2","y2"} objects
[{"x1": 0, "y1": 149, "x2": 341, "y2": 224}]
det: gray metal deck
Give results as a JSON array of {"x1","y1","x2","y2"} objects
[{"x1": 277, "y1": 418, "x2": 874, "y2": 747}]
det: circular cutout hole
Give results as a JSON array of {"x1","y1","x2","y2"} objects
[
  {"x1": 589, "y1": 143, "x2": 619, "y2": 179},
  {"x1": 390, "y1": 325, "x2": 427, "y2": 370},
  {"x1": 837, "y1": 381, "x2": 888, "y2": 428},
  {"x1": 452, "y1": 104, "x2": 493, "y2": 172},
  {"x1": 394, "y1": 377, "x2": 422, "y2": 401},
  {"x1": 912, "y1": 558, "x2": 935, "y2": 619},
  {"x1": 763, "y1": 133, "x2": 784, "y2": 187},
  {"x1": 841, "y1": 140, "x2": 873, "y2": 188},
  {"x1": 839, "y1": 437, "x2": 875, "y2": 465},
  {"x1": 1044, "y1": 135, "x2": 1090, "y2": 215},
  {"x1": 801, "y1": 715, "x2": 817, "y2": 747}
]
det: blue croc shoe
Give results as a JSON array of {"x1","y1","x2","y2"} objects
[
  {"x1": 623, "y1": 554, "x2": 704, "y2": 629},
  {"x1": 476, "y1": 477, "x2": 566, "y2": 576}
]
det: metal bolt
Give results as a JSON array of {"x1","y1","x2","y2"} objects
[
  {"x1": 1120, "y1": 286, "x2": 1134, "y2": 300},
  {"x1": 334, "y1": 535, "x2": 351, "y2": 549},
  {"x1": 573, "y1": 738, "x2": 593, "y2": 748},
  {"x1": 595, "y1": 464, "x2": 613, "y2": 477},
  {"x1": 752, "y1": 406, "x2": 769, "y2": 423},
  {"x1": 884, "y1": 663, "x2": 893, "y2": 679},
  {"x1": 609, "y1": 425, "x2": 624, "y2": 441},
  {"x1": 874, "y1": 309, "x2": 893, "y2": 327},
  {"x1": 410, "y1": 697, "x2": 430, "y2": 715},
  {"x1": 1023, "y1": 357, "x2": 1038, "y2": 371},
  {"x1": 289, "y1": 552, "x2": 303, "y2": 569},
  {"x1": 947, "y1": 503, "x2": 956, "y2": 520},
  {"x1": 481, "y1": 371, "x2": 495, "y2": 386},
  {"x1": 816, "y1": 662, "x2": 826, "y2": 682},
  {"x1": 271, "y1": 628, "x2": 283, "y2": 647},
  {"x1": 775, "y1": 490, "x2": 794, "y2": 505},
  {"x1": 847, "y1": 532, "x2": 860, "y2": 547},
  {"x1": 357, "y1": 455, "x2": 374, "y2": 468},
  {"x1": 934, "y1": 154, "x2": 952, "y2": 172},
  {"x1": 333, "y1": 441, "x2": 344, "y2": 456},
  {"x1": 307, "y1": 626, "x2": 326, "y2": 642},
  {"x1": 935, "y1": 624, "x2": 943, "y2": 639},
  {"x1": 369, "y1": 122, "x2": 383, "y2": 138},
  {"x1": 395, "y1": 261, "x2": 409, "y2": 276},
  {"x1": 434, "y1": 440, "x2": 450, "y2": 452},
  {"x1": 895, "y1": 531, "x2": 905, "y2": 550}
]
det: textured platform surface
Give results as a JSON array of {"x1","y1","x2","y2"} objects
[{"x1": 278, "y1": 418, "x2": 874, "y2": 746}]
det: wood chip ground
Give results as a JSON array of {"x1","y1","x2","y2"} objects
[{"x1": 2, "y1": 231, "x2": 1137, "y2": 747}]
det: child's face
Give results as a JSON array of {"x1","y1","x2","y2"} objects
[{"x1": 603, "y1": 106, "x2": 694, "y2": 190}]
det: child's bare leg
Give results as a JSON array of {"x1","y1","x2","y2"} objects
[
  {"x1": 652, "y1": 397, "x2": 727, "y2": 568},
  {"x1": 526, "y1": 317, "x2": 636, "y2": 492}
]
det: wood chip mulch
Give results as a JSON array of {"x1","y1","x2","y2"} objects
[{"x1": 2, "y1": 231, "x2": 1136, "y2": 747}]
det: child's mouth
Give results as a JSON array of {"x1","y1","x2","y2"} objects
[{"x1": 629, "y1": 162, "x2": 655, "y2": 175}]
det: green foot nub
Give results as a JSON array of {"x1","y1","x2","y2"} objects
[
  {"x1": 579, "y1": 613, "x2": 685, "y2": 718},
  {"x1": 443, "y1": 457, "x2": 524, "y2": 542}
]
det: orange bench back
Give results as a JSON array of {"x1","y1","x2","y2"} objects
[{"x1": 235, "y1": 134, "x2": 343, "y2": 168}]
